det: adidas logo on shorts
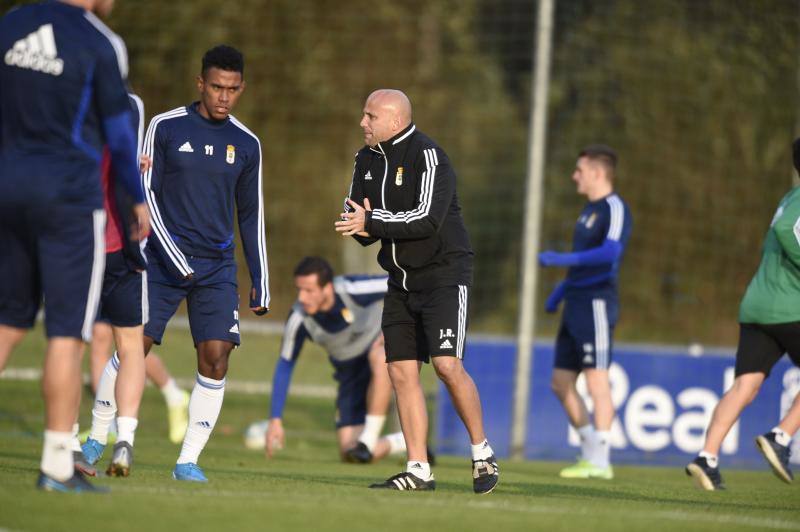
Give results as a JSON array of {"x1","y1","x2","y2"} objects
[
  {"x1": 364, "y1": 170, "x2": 372, "y2": 180},
  {"x1": 439, "y1": 339, "x2": 453, "y2": 350},
  {"x1": 4, "y1": 24, "x2": 64, "y2": 76}
]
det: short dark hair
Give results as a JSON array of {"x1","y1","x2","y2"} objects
[
  {"x1": 294, "y1": 257, "x2": 334, "y2": 287},
  {"x1": 579, "y1": 144, "x2": 617, "y2": 177},
  {"x1": 201, "y1": 45, "x2": 244, "y2": 77},
  {"x1": 793, "y1": 138, "x2": 800, "y2": 174}
]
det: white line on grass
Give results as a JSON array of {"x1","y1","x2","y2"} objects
[
  {"x1": 110, "y1": 485, "x2": 800, "y2": 531},
  {"x1": 0, "y1": 367, "x2": 336, "y2": 399}
]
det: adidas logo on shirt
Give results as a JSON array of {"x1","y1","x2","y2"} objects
[
  {"x1": 4, "y1": 24, "x2": 64, "y2": 76},
  {"x1": 364, "y1": 170, "x2": 372, "y2": 180},
  {"x1": 178, "y1": 141, "x2": 194, "y2": 153},
  {"x1": 439, "y1": 339, "x2": 453, "y2": 350}
]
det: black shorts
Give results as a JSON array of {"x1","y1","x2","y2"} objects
[
  {"x1": 554, "y1": 297, "x2": 618, "y2": 372},
  {"x1": 735, "y1": 322, "x2": 800, "y2": 377},
  {"x1": 0, "y1": 204, "x2": 106, "y2": 341},
  {"x1": 382, "y1": 284, "x2": 469, "y2": 363},
  {"x1": 97, "y1": 251, "x2": 146, "y2": 327},
  {"x1": 332, "y1": 353, "x2": 370, "y2": 428}
]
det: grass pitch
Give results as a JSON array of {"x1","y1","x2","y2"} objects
[{"x1": 1, "y1": 329, "x2": 798, "y2": 531}]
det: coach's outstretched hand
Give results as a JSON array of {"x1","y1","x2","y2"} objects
[{"x1": 335, "y1": 198, "x2": 371, "y2": 237}]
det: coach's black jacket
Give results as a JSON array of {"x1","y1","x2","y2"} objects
[{"x1": 345, "y1": 124, "x2": 473, "y2": 292}]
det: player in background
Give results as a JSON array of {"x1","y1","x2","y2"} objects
[
  {"x1": 0, "y1": 0, "x2": 148, "y2": 492},
  {"x1": 260, "y1": 257, "x2": 411, "y2": 463},
  {"x1": 77, "y1": 91, "x2": 186, "y2": 477},
  {"x1": 685, "y1": 139, "x2": 800, "y2": 491},
  {"x1": 83, "y1": 321, "x2": 190, "y2": 445},
  {"x1": 538, "y1": 145, "x2": 632, "y2": 480},
  {"x1": 141, "y1": 45, "x2": 268, "y2": 482}
]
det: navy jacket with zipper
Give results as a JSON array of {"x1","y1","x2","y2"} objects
[{"x1": 345, "y1": 123, "x2": 473, "y2": 292}]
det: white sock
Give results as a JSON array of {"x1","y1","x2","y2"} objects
[
  {"x1": 70, "y1": 423, "x2": 82, "y2": 453},
  {"x1": 771, "y1": 427, "x2": 792, "y2": 447},
  {"x1": 176, "y1": 374, "x2": 225, "y2": 465},
  {"x1": 406, "y1": 460, "x2": 432, "y2": 480},
  {"x1": 89, "y1": 353, "x2": 119, "y2": 445},
  {"x1": 471, "y1": 439, "x2": 494, "y2": 461},
  {"x1": 41, "y1": 430, "x2": 73, "y2": 481},
  {"x1": 117, "y1": 416, "x2": 138, "y2": 446},
  {"x1": 576, "y1": 424, "x2": 596, "y2": 461},
  {"x1": 357, "y1": 415, "x2": 386, "y2": 451},
  {"x1": 161, "y1": 378, "x2": 186, "y2": 407},
  {"x1": 592, "y1": 430, "x2": 611, "y2": 468},
  {"x1": 699, "y1": 451, "x2": 718, "y2": 468},
  {"x1": 385, "y1": 432, "x2": 407, "y2": 455}
]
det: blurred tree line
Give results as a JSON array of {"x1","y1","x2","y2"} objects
[{"x1": 2, "y1": 0, "x2": 798, "y2": 345}]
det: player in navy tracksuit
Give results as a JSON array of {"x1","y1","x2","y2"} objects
[
  {"x1": 0, "y1": 0, "x2": 148, "y2": 492},
  {"x1": 139, "y1": 45, "x2": 270, "y2": 482},
  {"x1": 539, "y1": 145, "x2": 632, "y2": 480}
]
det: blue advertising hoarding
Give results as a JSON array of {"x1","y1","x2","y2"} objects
[{"x1": 436, "y1": 338, "x2": 800, "y2": 468}]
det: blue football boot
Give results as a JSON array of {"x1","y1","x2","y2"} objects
[
  {"x1": 80, "y1": 438, "x2": 106, "y2": 466},
  {"x1": 36, "y1": 470, "x2": 108, "y2": 493},
  {"x1": 172, "y1": 462, "x2": 208, "y2": 482}
]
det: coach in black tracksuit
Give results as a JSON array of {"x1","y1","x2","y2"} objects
[{"x1": 336, "y1": 89, "x2": 499, "y2": 494}]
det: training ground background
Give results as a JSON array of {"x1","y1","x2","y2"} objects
[{"x1": 1, "y1": 327, "x2": 799, "y2": 532}]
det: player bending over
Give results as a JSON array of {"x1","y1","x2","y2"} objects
[{"x1": 258, "y1": 257, "x2": 411, "y2": 463}]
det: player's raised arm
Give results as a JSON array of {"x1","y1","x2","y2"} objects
[
  {"x1": 266, "y1": 310, "x2": 309, "y2": 457},
  {"x1": 141, "y1": 112, "x2": 194, "y2": 280},
  {"x1": 365, "y1": 147, "x2": 455, "y2": 240},
  {"x1": 234, "y1": 129, "x2": 270, "y2": 314}
]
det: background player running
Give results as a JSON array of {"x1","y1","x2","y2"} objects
[
  {"x1": 539, "y1": 145, "x2": 632, "y2": 480},
  {"x1": 686, "y1": 138, "x2": 800, "y2": 491},
  {"x1": 257, "y1": 257, "x2": 410, "y2": 463}
]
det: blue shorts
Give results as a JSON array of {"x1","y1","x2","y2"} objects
[
  {"x1": 332, "y1": 353, "x2": 370, "y2": 428},
  {"x1": 555, "y1": 297, "x2": 618, "y2": 371},
  {"x1": 97, "y1": 251, "x2": 146, "y2": 328},
  {"x1": 0, "y1": 204, "x2": 106, "y2": 341},
  {"x1": 144, "y1": 255, "x2": 240, "y2": 346}
]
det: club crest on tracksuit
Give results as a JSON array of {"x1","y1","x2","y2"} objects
[
  {"x1": 395, "y1": 166, "x2": 403, "y2": 186},
  {"x1": 226, "y1": 144, "x2": 236, "y2": 164}
]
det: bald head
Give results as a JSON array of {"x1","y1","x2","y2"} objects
[{"x1": 360, "y1": 89, "x2": 413, "y2": 147}]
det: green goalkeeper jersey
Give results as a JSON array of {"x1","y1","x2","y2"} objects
[{"x1": 739, "y1": 187, "x2": 800, "y2": 324}]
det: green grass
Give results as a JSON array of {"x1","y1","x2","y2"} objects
[{"x1": 1, "y1": 330, "x2": 799, "y2": 531}]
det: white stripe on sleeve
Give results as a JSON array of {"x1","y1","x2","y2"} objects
[
  {"x1": 230, "y1": 116, "x2": 270, "y2": 308},
  {"x1": 605, "y1": 195, "x2": 624, "y2": 241},
  {"x1": 279, "y1": 311, "x2": 305, "y2": 361},
  {"x1": 141, "y1": 107, "x2": 193, "y2": 277}
]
